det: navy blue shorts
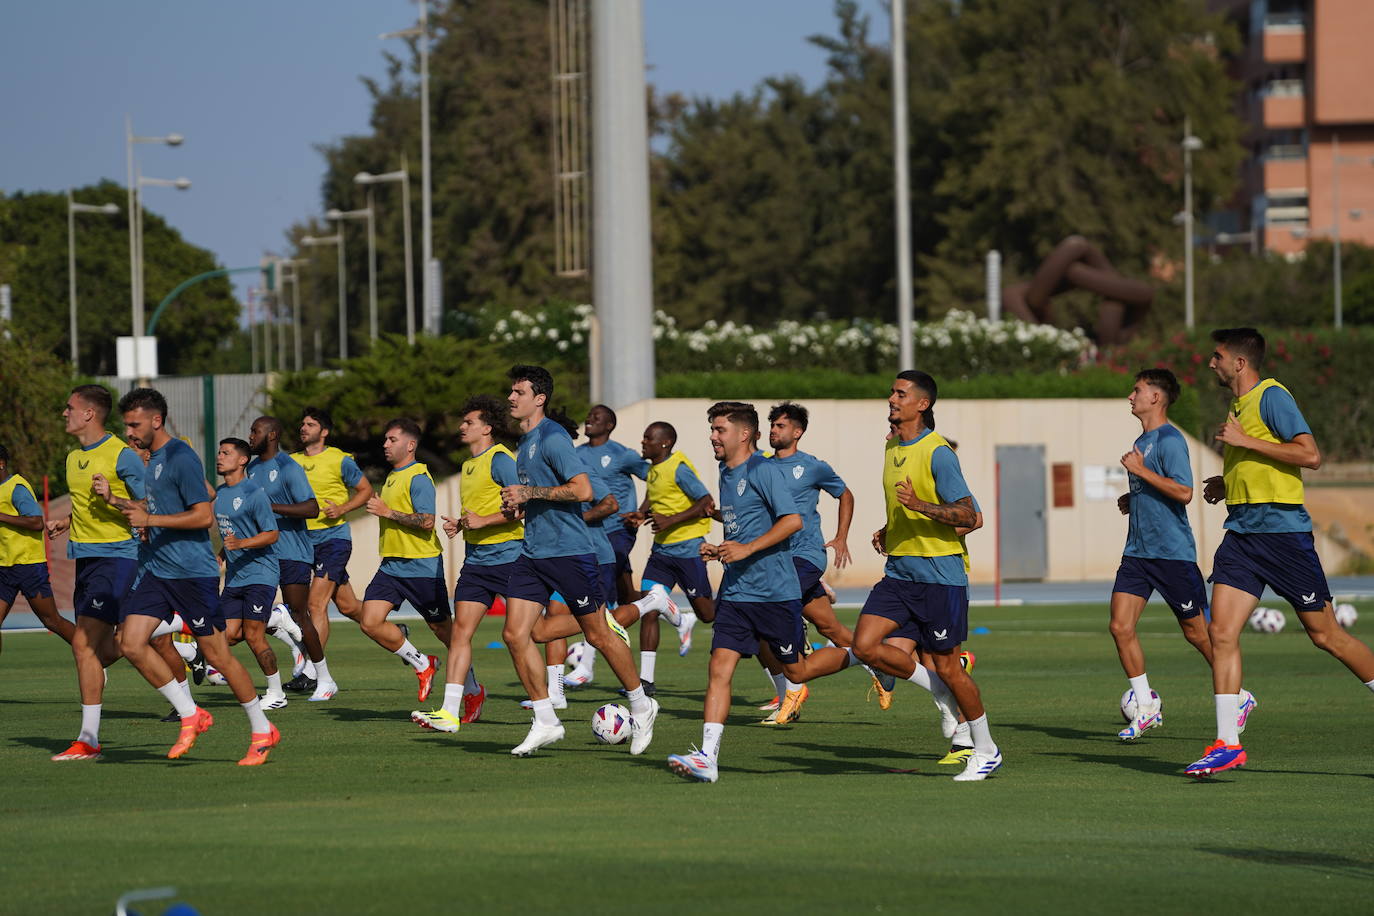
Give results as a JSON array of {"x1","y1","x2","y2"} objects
[
  {"x1": 608, "y1": 525, "x2": 637, "y2": 577},
  {"x1": 453, "y1": 560, "x2": 517, "y2": 608},
  {"x1": 506, "y1": 553, "x2": 601, "y2": 616},
  {"x1": 364, "y1": 571, "x2": 452, "y2": 623},
  {"x1": 312, "y1": 537, "x2": 351, "y2": 584},
  {"x1": 279, "y1": 559, "x2": 313, "y2": 587},
  {"x1": 600, "y1": 562, "x2": 618, "y2": 609},
  {"x1": 220, "y1": 584, "x2": 277, "y2": 621},
  {"x1": 0, "y1": 562, "x2": 52, "y2": 606},
  {"x1": 794, "y1": 557, "x2": 829, "y2": 605},
  {"x1": 860, "y1": 577, "x2": 968, "y2": 652},
  {"x1": 711, "y1": 598, "x2": 805, "y2": 663},
  {"x1": 124, "y1": 575, "x2": 223, "y2": 636},
  {"x1": 1210, "y1": 530, "x2": 1332, "y2": 613},
  {"x1": 73, "y1": 557, "x2": 136, "y2": 624},
  {"x1": 643, "y1": 551, "x2": 713, "y2": 602},
  {"x1": 1113, "y1": 556, "x2": 1208, "y2": 620}
]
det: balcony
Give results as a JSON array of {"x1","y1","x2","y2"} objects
[
  {"x1": 1262, "y1": 13, "x2": 1306, "y2": 63},
  {"x1": 1261, "y1": 79, "x2": 1306, "y2": 129},
  {"x1": 1262, "y1": 146, "x2": 1307, "y2": 189}
]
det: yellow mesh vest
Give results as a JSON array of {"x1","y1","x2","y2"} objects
[
  {"x1": 379, "y1": 462, "x2": 443, "y2": 559},
  {"x1": 67, "y1": 435, "x2": 134, "y2": 545},
  {"x1": 293, "y1": 446, "x2": 353, "y2": 531},
  {"x1": 882, "y1": 432, "x2": 965, "y2": 558},
  {"x1": 1222, "y1": 379, "x2": 1305, "y2": 506},
  {"x1": 460, "y1": 444, "x2": 523, "y2": 546},
  {"x1": 0, "y1": 474, "x2": 47, "y2": 566},
  {"x1": 647, "y1": 451, "x2": 712, "y2": 545}
]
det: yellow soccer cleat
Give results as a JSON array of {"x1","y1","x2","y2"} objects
[
  {"x1": 775, "y1": 685, "x2": 810, "y2": 725},
  {"x1": 867, "y1": 671, "x2": 895, "y2": 710},
  {"x1": 938, "y1": 745, "x2": 974, "y2": 766},
  {"x1": 412, "y1": 708, "x2": 461, "y2": 733},
  {"x1": 605, "y1": 610, "x2": 631, "y2": 648}
]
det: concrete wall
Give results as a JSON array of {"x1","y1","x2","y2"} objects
[{"x1": 340, "y1": 397, "x2": 1344, "y2": 595}]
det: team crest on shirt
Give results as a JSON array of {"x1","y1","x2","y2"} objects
[
  {"x1": 528, "y1": 442, "x2": 538, "y2": 459},
  {"x1": 601, "y1": 455, "x2": 611, "y2": 468},
  {"x1": 792, "y1": 465, "x2": 804, "y2": 480},
  {"x1": 269, "y1": 468, "x2": 279, "y2": 482},
  {"x1": 233, "y1": 497, "x2": 243, "y2": 511},
  {"x1": 736, "y1": 478, "x2": 747, "y2": 496},
  {"x1": 78, "y1": 459, "x2": 90, "y2": 470},
  {"x1": 154, "y1": 464, "x2": 163, "y2": 479}
]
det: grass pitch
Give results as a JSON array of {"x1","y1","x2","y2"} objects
[{"x1": 2, "y1": 602, "x2": 1372, "y2": 915}]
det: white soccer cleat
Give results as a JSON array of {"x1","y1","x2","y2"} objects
[
  {"x1": 667, "y1": 747, "x2": 719, "y2": 783},
  {"x1": 935, "y1": 697, "x2": 959, "y2": 740},
  {"x1": 676, "y1": 611, "x2": 698, "y2": 657},
  {"x1": 205, "y1": 667, "x2": 227, "y2": 687},
  {"x1": 1236, "y1": 689, "x2": 1258, "y2": 735},
  {"x1": 1117, "y1": 703, "x2": 1162, "y2": 741},
  {"x1": 511, "y1": 720, "x2": 565, "y2": 756},
  {"x1": 642, "y1": 585, "x2": 682, "y2": 628},
  {"x1": 308, "y1": 680, "x2": 339, "y2": 702},
  {"x1": 629, "y1": 697, "x2": 659, "y2": 755},
  {"x1": 952, "y1": 747, "x2": 1002, "y2": 781},
  {"x1": 261, "y1": 692, "x2": 289, "y2": 710},
  {"x1": 563, "y1": 666, "x2": 593, "y2": 690},
  {"x1": 268, "y1": 604, "x2": 303, "y2": 643}
]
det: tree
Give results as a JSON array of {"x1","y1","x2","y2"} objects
[
  {"x1": 0, "y1": 329, "x2": 84, "y2": 497},
  {"x1": 0, "y1": 182, "x2": 240, "y2": 375}
]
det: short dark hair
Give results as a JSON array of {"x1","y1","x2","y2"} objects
[
  {"x1": 302, "y1": 406, "x2": 333, "y2": 434},
  {"x1": 0, "y1": 443, "x2": 9, "y2": 465},
  {"x1": 590, "y1": 404, "x2": 618, "y2": 428},
  {"x1": 896, "y1": 370, "x2": 938, "y2": 430},
  {"x1": 707, "y1": 400, "x2": 759, "y2": 434},
  {"x1": 385, "y1": 417, "x2": 422, "y2": 441},
  {"x1": 460, "y1": 395, "x2": 510, "y2": 434},
  {"x1": 219, "y1": 437, "x2": 251, "y2": 458},
  {"x1": 509, "y1": 364, "x2": 554, "y2": 401},
  {"x1": 646, "y1": 421, "x2": 678, "y2": 448},
  {"x1": 253, "y1": 415, "x2": 285, "y2": 439},
  {"x1": 1136, "y1": 368, "x2": 1180, "y2": 406},
  {"x1": 72, "y1": 384, "x2": 113, "y2": 420},
  {"x1": 768, "y1": 401, "x2": 809, "y2": 431},
  {"x1": 119, "y1": 387, "x2": 168, "y2": 421},
  {"x1": 1211, "y1": 327, "x2": 1265, "y2": 370}
]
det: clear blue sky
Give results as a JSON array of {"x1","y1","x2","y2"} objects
[{"x1": 1, "y1": 1, "x2": 886, "y2": 311}]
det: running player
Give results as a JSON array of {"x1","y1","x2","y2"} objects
[
  {"x1": 0, "y1": 444, "x2": 66, "y2": 654},
  {"x1": 214, "y1": 438, "x2": 286, "y2": 708},
  {"x1": 247, "y1": 416, "x2": 336, "y2": 700},
  {"x1": 1111, "y1": 369, "x2": 1256, "y2": 741},
  {"x1": 578, "y1": 405, "x2": 649, "y2": 606},
  {"x1": 499, "y1": 364, "x2": 657, "y2": 756},
  {"x1": 293, "y1": 406, "x2": 372, "y2": 691},
  {"x1": 1186, "y1": 328, "x2": 1374, "y2": 777},
  {"x1": 106, "y1": 388, "x2": 279, "y2": 764},
  {"x1": 358, "y1": 418, "x2": 444, "y2": 707},
  {"x1": 414, "y1": 395, "x2": 520, "y2": 732},
  {"x1": 762, "y1": 402, "x2": 856, "y2": 724}
]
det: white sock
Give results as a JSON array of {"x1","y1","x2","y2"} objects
[
  {"x1": 702, "y1": 721, "x2": 724, "y2": 759},
  {"x1": 303, "y1": 658, "x2": 318, "y2": 679},
  {"x1": 442, "y1": 683, "x2": 463, "y2": 716},
  {"x1": 178, "y1": 678, "x2": 194, "y2": 708},
  {"x1": 634, "y1": 593, "x2": 657, "y2": 618},
  {"x1": 952, "y1": 721, "x2": 972, "y2": 748},
  {"x1": 265, "y1": 672, "x2": 283, "y2": 696},
  {"x1": 1364, "y1": 678, "x2": 1374, "y2": 693},
  {"x1": 583, "y1": 645, "x2": 598, "y2": 673},
  {"x1": 784, "y1": 677, "x2": 803, "y2": 693},
  {"x1": 771, "y1": 672, "x2": 787, "y2": 699},
  {"x1": 624, "y1": 684, "x2": 650, "y2": 717},
  {"x1": 967, "y1": 713, "x2": 996, "y2": 756},
  {"x1": 845, "y1": 647, "x2": 860, "y2": 668},
  {"x1": 395, "y1": 640, "x2": 429, "y2": 671},
  {"x1": 151, "y1": 617, "x2": 178, "y2": 638},
  {"x1": 547, "y1": 665, "x2": 565, "y2": 703},
  {"x1": 313, "y1": 658, "x2": 331, "y2": 683},
  {"x1": 158, "y1": 679, "x2": 196, "y2": 718},
  {"x1": 1128, "y1": 674, "x2": 1153, "y2": 710},
  {"x1": 531, "y1": 696, "x2": 560, "y2": 726},
  {"x1": 79, "y1": 704, "x2": 101, "y2": 746},
  {"x1": 242, "y1": 697, "x2": 270, "y2": 733},
  {"x1": 464, "y1": 666, "x2": 479, "y2": 693},
  {"x1": 173, "y1": 640, "x2": 197, "y2": 663},
  {"x1": 1214, "y1": 693, "x2": 1240, "y2": 745},
  {"x1": 640, "y1": 651, "x2": 657, "y2": 682}
]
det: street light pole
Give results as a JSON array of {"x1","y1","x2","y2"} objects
[
  {"x1": 891, "y1": 0, "x2": 914, "y2": 370},
  {"x1": 327, "y1": 206, "x2": 376, "y2": 345},
  {"x1": 277, "y1": 258, "x2": 307, "y2": 371},
  {"x1": 303, "y1": 231, "x2": 347, "y2": 361},
  {"x1": 1181, "y1": 121, "x2": 1204, "y2": 330},
  {"x1": 355, "y1": 162, "x2": 414, "y2": 344},
  {"x1": 1328, "y1": 138, "x2": 1374, "y2": 329},
  {"x1": 67, "y1": 192, "x2": 120, "y2": 370},
  {"x1": 125, "y1": 116, "x2": 183, "y2": 378}
]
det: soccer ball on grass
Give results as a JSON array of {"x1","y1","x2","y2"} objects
[
  {"x1": 1248, "y1": 606, "x2": 1286, "y2": 634},
  {"x1": 591, "y1": 703, "x2": 631, "y2": 744}
]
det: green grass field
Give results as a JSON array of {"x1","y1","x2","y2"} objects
[{"x1": 2, "y1": 602, "x2": 1372, "y2": 915}]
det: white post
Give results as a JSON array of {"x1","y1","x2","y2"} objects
[
  {"x1": 985, "y1": 250, "x2": 1001, "y2": 321},
  {"x1": 1333, "y1": 133, "x2": 1343, "y2": 329},
  {"x1": 125, "y1": 116, "x2": 139, "y2": 377},
  {"x1": 367, "y1": 187, "x2": 378, "y2": 344},
  {"x1": 401, "y1": 155, "x2": 416, "y2": 344},
  {"x1": 419, "y1": 0, "x2": 437, "y2": 335},
  {"x1": 337, "y1": 219, "x2": 348, "y2": 361},
  {"x1": 291, "y1": 264, "x2": 303, "y2": 371},
  {"x1": 592, "y1": 0, "x2": 655, "y2": 407},
  {"x1": 68, "y1": 191, "x2": 78, "y2": 367},
  {"x1": 1184, "y1": 118, "x2": 1195, "y2": 330},
  {"x1": 892, "y1": 0, "x2": 914, "y2": 370}
]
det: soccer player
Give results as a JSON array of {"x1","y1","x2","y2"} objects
[
  {"x1": 499, "y1": 364, "x2": 657, "y2": 757},
  {"x1": 214, "y1": 438, "x2": 287, "y2": 708},
  {"x1": 1110, "y1": 369, "x2": 1255, "y2": 741},
  {"x1": 0, "y1": 444, "x2": 66, "y2": 654},
  {"x1": 850, "y1": 373, "x2": 1000, "y2": 781},
  {"x1": 357, "y1": 419, "x2": 445, "y2": 706},
  {"x1": 1186, "y1": 328, "x2": 1374, "y2": 777},
  {"x1": 246, "y1": 416, "x2": 336, "y2": 700},
  {"x1": 293, "y1": 406, "x2": 372, "y2": 690},
  {"x1": 578, "y1": 405, "x2": 650, "y2": 606},
  {"x1": 415, "y1": 395, "x2": 520, "y2": 732},
  {"x1": 762, "y1": 401, "x2": 856, "y2": 724},
  {"x1": 105, "y1": 388, "x2": 279, "y2": 765}
]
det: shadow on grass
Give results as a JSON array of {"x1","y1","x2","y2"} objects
[
  {"x1": 311, "y1": 705, "x2": 407, "y2": 723},
  {"x1": 1199, "y1": 846, "x2": 1374, "y2": 880},
  {"x1": 7, "y1": 735, "x2": 201, "y2": 765}
]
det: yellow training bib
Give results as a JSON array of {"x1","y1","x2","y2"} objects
[
  {"x1": 1222, "y1": 378, "x2": 1305, "y2": 506},
  {"x1": 646, "y1": 451, "x2": 712, "y2": 545},
  {"x1": 67, "y1": 435, "x2": 135, "y2": 546},
  {"x1": 460, "y1": 444, "x2": 523, "y2": 546},
  {"x1": 882, "y1": 431, "x2": 965, "y2": 559},
  {"x1": 0, "y1": 474, "x2": 46, "y2": 566},
  {"x1": 379, "y1": 462, "x2": 442, "y2": 560}
]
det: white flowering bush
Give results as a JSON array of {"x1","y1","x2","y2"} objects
[{"x1": 480, "y1": 302, "x2": 1093, "y2": 378}]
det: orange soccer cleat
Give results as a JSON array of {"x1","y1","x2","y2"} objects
[
  {"x1": 237, "y1": 723, "x2": 282, "y2": 766},
  {"x1": 167, "y1": 707, "x2": 214, "y2": 759}
]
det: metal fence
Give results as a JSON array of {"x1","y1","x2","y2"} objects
[{"x1": 98, "y1": 374, "x2": 271, "y2": 478}]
